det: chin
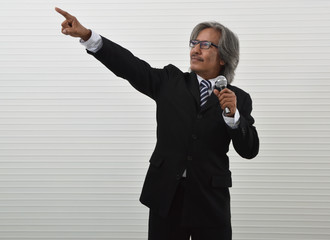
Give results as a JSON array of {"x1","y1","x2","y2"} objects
[{"x1": 190, "y1": 64, "x2": 199, "y2": 73}]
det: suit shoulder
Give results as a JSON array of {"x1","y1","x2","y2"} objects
[
  {"x1": 163, "y1": 64, "x2": 188, "y2": 79},
  {"x1": 164, "y1": 64, "x2": 184, "y2": 73},
  {"x1": 228, "y1": 84, "x2": 250, "y2": 98}
]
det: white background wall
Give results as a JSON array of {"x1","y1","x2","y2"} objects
[{"x1": 0, "y1": 0, "x2": 330, "y2": 239}]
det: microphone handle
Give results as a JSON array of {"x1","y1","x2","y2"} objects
[{"x1": 214, "y1": 86, "x2": 231, "y2": 116}]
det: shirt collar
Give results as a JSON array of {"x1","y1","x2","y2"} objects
[{"x1": 197, "y1": 74, "x2": 224, "y2": 89}]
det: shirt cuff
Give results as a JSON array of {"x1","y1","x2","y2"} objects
[
  {"x1": 79, "y1": 30, "x2": 103, "y2": 53},
  {"x1": 223, "y1": 109, "x2": 240, "y2": 129}
]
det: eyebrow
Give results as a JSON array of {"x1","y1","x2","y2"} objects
[{"x1": 196, "y1": 38, "x2": 217, "y2": 44}]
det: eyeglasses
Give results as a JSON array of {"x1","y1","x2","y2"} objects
[{"x1": 189, "y1": 40, "x2": 218, "y2": 49}]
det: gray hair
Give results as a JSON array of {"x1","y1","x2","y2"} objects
[{"x1": 190, "y1": 21, "x2": 240, "y2": 84}]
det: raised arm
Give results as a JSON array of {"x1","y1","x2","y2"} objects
[{"x1": 55, "y1": 7, "x2": 167, "y2": 100}]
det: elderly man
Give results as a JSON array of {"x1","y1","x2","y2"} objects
[{"x1": 56, "y1": 7, "x2": 259, "y2": 240}]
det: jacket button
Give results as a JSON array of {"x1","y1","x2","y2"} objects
[
  {"x1": 192, "y1": 134, "x2": 198, "y2": 140},
  {"x1": 187, "y1": 156, "x2": 193, "y2": 161},
  {"x1": 242, "y1": 127, "x2": 247, "y2": 136},
  {"x1": 197, "y1": 114, "x2": 203, "y2": 119}
]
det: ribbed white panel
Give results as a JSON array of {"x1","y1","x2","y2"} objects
[{"x1": 1, "y1": 0, "x2": 330, "y2": 239}]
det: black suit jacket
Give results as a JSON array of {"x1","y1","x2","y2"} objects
[{"x1": 88, "y1": 36, "x2": 259, "y2": 227}]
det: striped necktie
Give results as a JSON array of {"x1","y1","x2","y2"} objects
[{"x1": 200, "y1": 79, "x2": 211, "y2": 107}]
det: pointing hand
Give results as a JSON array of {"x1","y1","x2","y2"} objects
[{"x1": 55, "y1": 7, "x2": 91, "y2": 41}]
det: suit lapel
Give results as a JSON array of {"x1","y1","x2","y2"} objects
[
  {"x1": 186, "y1": 72, "x2": 200, "y2": 107},
  {"x1": 200, "y1": 92, "x2": 219, "y2": 112}
]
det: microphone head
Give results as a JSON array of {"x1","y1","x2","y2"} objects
[{"x1": 215, "y1": 75, "x2": 227, "y2": 90}]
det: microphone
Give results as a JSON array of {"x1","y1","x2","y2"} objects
[{"x1": 214, "y1": 75, "x2": 231, "y2": 116}]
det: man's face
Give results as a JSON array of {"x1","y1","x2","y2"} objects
[{"x1": 190, "y1": 28, "x2": 224, "y2": 79}]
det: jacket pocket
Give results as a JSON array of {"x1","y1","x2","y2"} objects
[
  {"x1": 211, "y1": 172, "x2": 232, "y2": 188},
  {"x1": 149, "y1": 154, "x2": 165, "y2": 168}
]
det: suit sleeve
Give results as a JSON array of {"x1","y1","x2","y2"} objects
[
  {"x1": 86, "y1": 36, "x2": 167, "y2": 100},
  {"x1": 227, "y1": 92, "x2": 259, "y2": 159}
]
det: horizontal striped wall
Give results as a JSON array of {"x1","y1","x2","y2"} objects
[{"x1": 0, "y1": 0, "x2": 330, "y2": 239}]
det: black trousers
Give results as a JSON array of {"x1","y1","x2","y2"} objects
[{"x1": 148, "y1": 179, "x2": 232, "y2": 240}]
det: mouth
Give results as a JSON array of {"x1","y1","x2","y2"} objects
[{"x1": 191, "y1": 55, "x2": 204, "y2": 62}]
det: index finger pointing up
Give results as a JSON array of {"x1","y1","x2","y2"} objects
[{"x1": 55, "y1": 7, "x2": 73, "y2": 20}]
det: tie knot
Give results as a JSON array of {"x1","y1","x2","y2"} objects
[{"x1": 200, "y1": 79, "x2": 211, "y2": 90}]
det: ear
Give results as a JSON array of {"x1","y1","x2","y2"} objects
[{"x1": 220, "y1": 59, "x2": 225, "y2": 66}]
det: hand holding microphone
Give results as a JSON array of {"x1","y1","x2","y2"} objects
[{"x1": 214, "y1": 76, "x2": 236, "y2": 117}]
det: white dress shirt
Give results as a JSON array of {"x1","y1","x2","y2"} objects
[{"x1": 79, "y1": 30, "x2": 103, "y2": 53}]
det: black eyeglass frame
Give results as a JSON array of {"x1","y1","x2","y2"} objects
[{"x1": 189, "y1": 40, "x2": 219, "y2": 49}]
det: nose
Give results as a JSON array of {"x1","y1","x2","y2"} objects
[{"x1": 191, "y1": 43, "x2": 202, "y2": 54}]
